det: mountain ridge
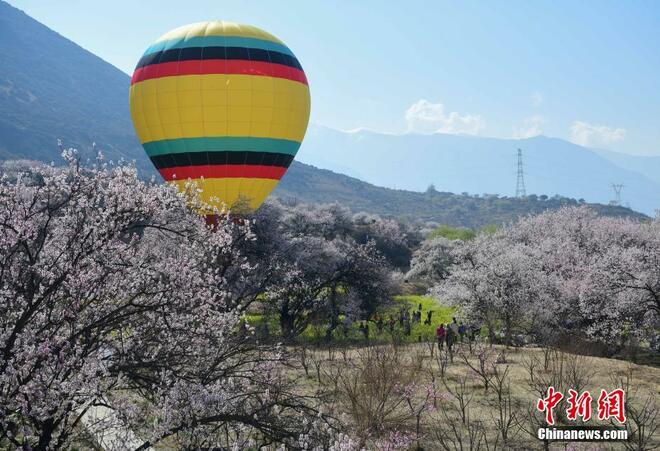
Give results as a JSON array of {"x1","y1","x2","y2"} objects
[
  {"x1": 592, "y1": 147, "x2": 660, "y2": 187},
  {"x1": 296, "y1": 125, "x2": 660, "y2": 215},
  {"x1": 0, "y1": 0, "x2": 148, "y2": 171}
]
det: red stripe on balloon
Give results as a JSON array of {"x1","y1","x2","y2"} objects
[
  {"x1": 131, "y1": 60, "x2": 308, "y2": 85},
  {"x1": 158, "y1": 164, "x2": 288, "y2": 181}
]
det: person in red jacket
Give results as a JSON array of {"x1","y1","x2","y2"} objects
[{"x1": 436, "y1": 324, "x2": 446, "y2": 350}]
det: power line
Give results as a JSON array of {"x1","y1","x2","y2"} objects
[
  {"x1": 610, "y1": 183, "x2": 624, "y2": 206},
  {"x1": 516, "y1": 148, "x2": 526, "y2": 198}
]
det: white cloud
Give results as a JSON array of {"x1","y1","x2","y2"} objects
[
  {"x1": 514, "y1": 115, "x2": 544, "y2": 139},
  {"x1": 405, "y1": 99, "x2": 483, "y2": 135},
  {"x1": 530, "y1": 92, "x2": 544, "y2": 107},
  {"x1": 569, "y1": 121, "x2": 626, "y2": 147}
]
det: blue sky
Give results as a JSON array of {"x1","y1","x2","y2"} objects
[{"x1": 9, "y1": 0, "x2": 660, "y2": 155}]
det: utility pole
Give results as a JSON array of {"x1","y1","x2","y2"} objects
[
  {"x1": 516, "y1": 148, "x2": 526, "y2": 198},
  {"x1": 610, "y1": 183, "x2": 624, "y2": 206}
]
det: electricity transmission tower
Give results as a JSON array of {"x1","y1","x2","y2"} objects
[
  {"x1": 610, "y1": 183, "x2": 624, "y2": 206},
  {"x1": 515, "y1": 148, "x2": 526, "y2": 197}
]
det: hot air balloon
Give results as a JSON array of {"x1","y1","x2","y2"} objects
[{"x1": 129, "y1": 21, "x2": 310, "y2": 214}]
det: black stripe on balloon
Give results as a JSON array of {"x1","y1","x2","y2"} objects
[
  {"x1": 150, "y1": 151, "x2": 295, "y2": 170},
  {"x1": 136, "y1": 46, "x2": 303, "y2": 71}
]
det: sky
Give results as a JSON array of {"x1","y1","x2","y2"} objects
[{"x1": 8, "y1": 0, "x2": 660, "y2": 156}]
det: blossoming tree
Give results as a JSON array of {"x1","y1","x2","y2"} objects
[{"x1": 0, "y1": 156, "x2": 335, "y2": 450}]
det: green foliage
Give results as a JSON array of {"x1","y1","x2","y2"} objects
[
  {"x1": 391, "y1": 295, "x2": 457, "y2": 339},
  {"x1": 479, "y1": 224, "x2": 501, "y2": 235},
  {"x1": 245, "y1": 295, "x2": 458, "y2": 345},
  {"x1": 427, "y1": 224, "x2": 476, "y2": 241}
]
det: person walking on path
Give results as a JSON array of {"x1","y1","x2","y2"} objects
[
  {"x1": 458, "y1": 322, "x2": 466, "y2": 342},
  {"x1": 449, "y1": 318, "x2": 460, "y2": 344},
  {"x1": 436, "y1": 324, "x2": 446, "y2": 350},
  {"x1": 450, "y1": 317, "x2": 459, "y2": 335},
  {"x1": 388, "y1": 317, "x2": 396, "y2": 333},
  {"x1": 446, "y1": 324, "x2": 455, "y2": 352}
]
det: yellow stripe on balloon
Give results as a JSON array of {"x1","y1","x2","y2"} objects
[
  {"x1": 152, "y1": 21, "x2": 285, "y2": 45},
  {"x1": 129, "y1": 74, "x2": 310, "y2": 144},
  {"x1": 169, "y1": 177, "x2": 280, "y2": 212}
]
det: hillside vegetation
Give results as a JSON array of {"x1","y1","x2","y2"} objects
[
  {"x1": 276, "y1": 162, "x2": 647, "y2": 228},
  {"x1": 0, "y1": 0, "x2": 148, "y2": 172}
]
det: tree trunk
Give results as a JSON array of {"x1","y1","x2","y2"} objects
[
  {"x1": 280, "y1": 305, "x2": 295, "y2": 340},
  {"x1": 503, "y1": 313, "x2": 513, "y2": 346},
  {"x1": 36, "y1": 418, "x2": 55, "y2": 451},
  {"x1": 486, "y1": 321, "x2": 496, "y2": 346},
  {"x1": 325, "y1": 285, "x2": 339, "y2": 341}
]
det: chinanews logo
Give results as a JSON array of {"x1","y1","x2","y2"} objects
[{"x1": 536, "y1": 387, "x2": 628, "y2": 442}]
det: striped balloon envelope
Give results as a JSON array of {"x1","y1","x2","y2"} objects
[{"x1": 129, "y1": 21, "x2": 310, "y2": 213}]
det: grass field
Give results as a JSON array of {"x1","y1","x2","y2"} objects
[
  {"x1": 391, "y1": 294, "x2": 458, "y2": 339},
  {"x1": 289, "y1": 340, "x2": 660, "y2": 450}
]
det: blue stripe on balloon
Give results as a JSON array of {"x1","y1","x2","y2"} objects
[{"x1": 143, "y1": 36, "x2": 294, "y2": 57}]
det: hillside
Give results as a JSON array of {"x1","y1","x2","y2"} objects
[
  {"x1": 276, "y1": 161, "x2": 647, "y2": 228},
  {"x1": 298, "y1": 125, "x2": 660, "y2": 216},
  {"x1": 0, "y1": 0, "x2": 149, "y2": 173},
  {"x1": 0, "y1": 0, "x2": 652, "y2": 227}
]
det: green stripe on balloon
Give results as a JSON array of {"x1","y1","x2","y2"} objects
[{"x1": 142, "y1": 136, "x2": 302, "y2": 157}]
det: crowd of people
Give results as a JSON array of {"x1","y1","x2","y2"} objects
[
  {"x1": 356, "y1": 303, "x2": 429, "y2": 340},
  {"x1": 434, "y1": 317, "x2": 480, "y2": 351},
  {"x1": 349, "y1": 304, "x2": 482, "y2": 347}
]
